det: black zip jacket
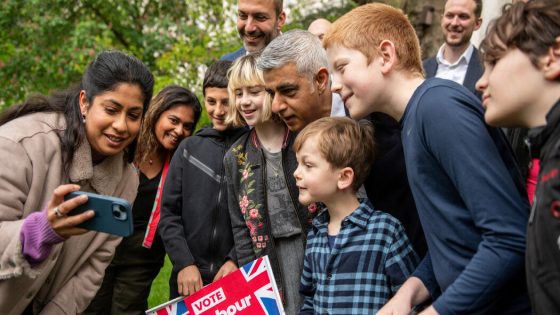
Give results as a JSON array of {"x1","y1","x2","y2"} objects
[
  {"x1": 527, "y1": 99, "x2": 560, "y2": 315},
  {"x1": 159, "y1": 126, "x2": 247, "y2": 297}
]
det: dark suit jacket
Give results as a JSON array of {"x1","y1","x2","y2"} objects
[
  {"x1": 220, "y1": 47, "x2": 246, "y2": 61},
  {"x1": 423, "y1": 47, "x2": 483, "y2": 98}
]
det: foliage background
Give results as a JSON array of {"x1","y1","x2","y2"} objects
[{"x1": 0, "y1": 0, "x2": 359, "y2": 127}]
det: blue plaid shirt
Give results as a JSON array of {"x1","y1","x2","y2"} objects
[{"x1": 298, "y1": 200, "x2": 419, "y2": 314}]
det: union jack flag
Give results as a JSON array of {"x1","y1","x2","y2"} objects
[{"x1": 146, "y1": 256, "x2": 284, "y2": 315}]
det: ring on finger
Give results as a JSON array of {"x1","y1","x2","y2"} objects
[{"x1": 53, "y1": 206, "x2": 65, "y2": 218}]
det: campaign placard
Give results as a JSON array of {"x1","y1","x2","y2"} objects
[{"x1": 146, "y1": 256, "x2": 284, "y2": 315}]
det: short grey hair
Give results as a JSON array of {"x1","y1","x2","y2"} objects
[{"x1": 257, "y1": 29, "x2": 328, "y2": 80}]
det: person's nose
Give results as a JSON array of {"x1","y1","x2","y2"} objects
[
  {"x1": 216, "y1": 102, "x2": 227, "y2": 116},
  {"x1": 174, "y1": 124, "x2": 185, "y2": 138},
  {"x1": 271, "y1": 93, "x2": 285, "y2": 114},
  {"x1": 112, "y1": 113, "x2": 128, "y2": 133},
  {"x1": 239, "y1": 93, "x2": 251, "y2": 107},
  {"x1": 476, "y1": 68, "x2": 489, "y2": 93},
  {"x1": 245, "y1": 17, "x2": 257, "y2": 33},
  {"x1": 450, "y1": 15, "x2": 460, "y2": 26},
  {"x1": 331, "y1": 74, "x2": 342, "y2": 94},
  {"x1": 293, "y1": 164, "x2": 302, "y2": 181}
]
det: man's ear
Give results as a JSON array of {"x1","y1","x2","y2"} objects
[
  {"x1": 315, "y1": 67, "x2": 330, "y2": 94},
  {"x1": 543, "y1": 36, "x2": 560, "y2": 81},
  {"x1": 337, "y1": 167, "x2": 355, "y2": 190},
  {"x1": 378, "y1": 40, "x2": 397, "y2": 75},
  {"x1": 474, "y1": 17, "x2": 482, "y2": 31},
  {"x1": 277, "y1": 11, "x2": 286, "y2": 29}
]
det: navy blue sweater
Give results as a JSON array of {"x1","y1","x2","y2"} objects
[{"x1": 400, "y1": 78, "x2": 530, "y2": 314}]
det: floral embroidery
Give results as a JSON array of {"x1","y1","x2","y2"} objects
[
  {"x1": 239, "y1": 195, "x2": 249, "y2": 214},
  {"x1": 232, "y1": 144, "x2": 266, "y2": 255},
  {"x1": 231, "y1": 141, "x2": 319, "y2": 257},
  {"x1": 249, "y1": 208, "x2": 259, "y2": 219}
]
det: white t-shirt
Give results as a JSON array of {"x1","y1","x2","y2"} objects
[{"x1": 330, "y1": 93, "x2": 347, "y2": 117}]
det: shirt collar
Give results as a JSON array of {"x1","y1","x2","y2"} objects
[
  {"x1": 313, "y1": 200, "x2": 375, "y2": 231},
  {"x1": 436, "y1": 43, "x2": 474, "y2": 67}
]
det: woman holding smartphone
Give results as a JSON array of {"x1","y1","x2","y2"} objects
[
  {"x1": 0, "y1": 50, "x2": 154, "y2": 315},
  {"x1": 86, "y1": 85, "x2": 202, "y2": 315}
]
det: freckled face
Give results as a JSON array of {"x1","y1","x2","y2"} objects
[{"x1": 328, "y1": 45, "x2": 383, "y2": 120}]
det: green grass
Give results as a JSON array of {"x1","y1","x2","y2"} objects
[{"x1": 148, "y1": 255, "x2": 172, "y2": 309}]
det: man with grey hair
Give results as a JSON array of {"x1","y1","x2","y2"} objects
[
  {"x1": 259, "y1": 29, "x2": 427, "y2": 259},
  {"x1": 258, "y1": 29, "x2": 344, "y2": 131}
]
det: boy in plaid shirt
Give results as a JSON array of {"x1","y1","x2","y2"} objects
[{"x1": 293, "y1": 117, "x2": 419, "y2": 314}]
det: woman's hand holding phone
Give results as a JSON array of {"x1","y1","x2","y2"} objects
[{"x1": 46, "y1": 184, "x2": 95, "y2": 238}]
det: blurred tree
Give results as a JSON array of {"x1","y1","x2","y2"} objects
[
  {"x1": 0, "y1": 0, "x2": 352, "y2": 128},
  {"x1": 0, "y1": 0, "x2": 237, "y2": 115}
]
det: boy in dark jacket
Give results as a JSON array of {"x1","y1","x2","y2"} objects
[
  {"x1": 159, "y1": 60, "x2": 247, "y2": 298},
  {"x1": 475, "y1": 2, "x2": 560, "y2": 314}
]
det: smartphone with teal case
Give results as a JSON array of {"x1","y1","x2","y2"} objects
[{"x1": 64, "y1": 191, "x2": 134, "y2": 237}]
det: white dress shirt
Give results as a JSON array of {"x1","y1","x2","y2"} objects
[{"x1": 435, "y1": 44, "x2": 474, "y2": 85}]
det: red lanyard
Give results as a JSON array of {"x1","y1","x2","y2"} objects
[{"x1": 142, "y1": 155, "x2": 171, "y2": 248}]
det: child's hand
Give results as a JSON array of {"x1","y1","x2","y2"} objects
[
  {"x1": 419, "y1": 306, "x2": 439, "y2": 315},
  {"x1": 377, "y1": 277, "x2": 429, "y2": 315},
  {"x1": 178, "y1": 265, "x2": 203, "y2": 296},
  {"x1": 376, "y1": 297, "x2": 413, "y2": 315},
  {"x1": 212, "y1": 259, "x2": 238, "y2": 282}
]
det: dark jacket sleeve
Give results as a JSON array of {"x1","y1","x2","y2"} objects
[
  {"x1": 159, "y1": 143, "x2": 195, "y2": 271},
  {"x1": 224, "y1": 150, "x2": 256, "y2": 267}
]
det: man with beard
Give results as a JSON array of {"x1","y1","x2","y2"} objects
[
  {"x1": 221, "y1": 0, "x2": 286, "y2": 61},
  {"x1": 423, "y1": 0, "x2": 483, "y2": 97}
]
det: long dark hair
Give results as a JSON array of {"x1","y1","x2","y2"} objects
[
  {"x1": 135, "y1": 85, "x2": 202, "y2": 165},
  {"x1": 0, "y1": 51, "x2": 154, "y2": 173}
]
